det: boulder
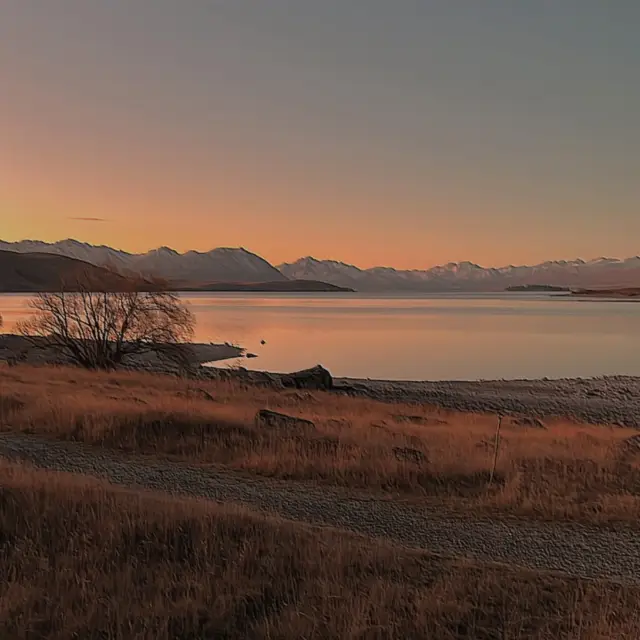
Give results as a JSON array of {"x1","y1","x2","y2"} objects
[
  {"x1": 203, "y1": 364, "x2": 333, "y2": 391},
  {"x1": 281, "y1": 365, "x2": 333, "y2": 391},
  {"x1": 255, "y1": 409, "x2": 316, "y2": 434}
]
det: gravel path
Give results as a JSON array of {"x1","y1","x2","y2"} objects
[
  {"x1": 336, "y1": 375, "x2": 640, "y2": 427},
  {"x1": 1, "y1": 432, "x2": 640, "y2": 585}
]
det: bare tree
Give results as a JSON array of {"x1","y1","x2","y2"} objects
[{"x1": 17, "y1": 272, "x2": 195, "y2": 370}]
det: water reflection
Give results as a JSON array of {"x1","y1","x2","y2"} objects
[{"x1": 2, "y1": 292, "x2": 640, "y2": 380}]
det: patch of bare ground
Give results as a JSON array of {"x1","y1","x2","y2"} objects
[
  {"x1": 2, "y1": 364, "x2": 640, "y2": 524},
  {"x1": 1, "y1": 461, "x2": 639, "y2": 640}
]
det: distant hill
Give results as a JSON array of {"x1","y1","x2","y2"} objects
[
  {"x1": 506, "y1": 285, "x2": 570, "y2": 292},
  {"x1": 0, "y1": 239, "x2": 286, "y2": 284},
  {"x1": 0, "y1": 251, "x2": 351, "y2": 294},
  {"x1": 0, "y1": 251, "x2": 129, "y2": 292},
  {"x1": 181, "y1": 280, "x2": 354, "y2": 292}
]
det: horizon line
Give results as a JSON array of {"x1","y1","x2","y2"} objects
[{"x1": 1, "y1": 237, "x2": 639, "y2": 273}]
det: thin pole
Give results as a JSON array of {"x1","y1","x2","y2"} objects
[{"x1": 489, "y1": 415, "x2": 503, "y2": 487}]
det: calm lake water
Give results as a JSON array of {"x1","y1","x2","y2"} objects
[{"x1": 2, "y1": 292, "x2": 640, "y2": 381}]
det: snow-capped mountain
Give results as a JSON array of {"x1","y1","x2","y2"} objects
[
  {"x1": 278, "y1": 255, "x2": 640, "y2": 291},
  {"x1": 2, "y1": 239, "x2": 639, "y2": 290},
  {"x1": 0, "y1": 239, "x2": 286, "y2": 284}
]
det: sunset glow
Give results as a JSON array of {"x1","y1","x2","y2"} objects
[{"x1": 2, "y1": 2, "x2": 639, "y2": 269}]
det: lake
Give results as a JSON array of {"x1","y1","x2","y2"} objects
[{"x1": 2, "y1": 292, "x2": 640, "y2": 381}]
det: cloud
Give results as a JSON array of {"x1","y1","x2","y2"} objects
[{"x1": 67, "y1": 217, "x2": 108, "y2": 222}]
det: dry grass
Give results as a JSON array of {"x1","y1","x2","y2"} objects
[
  {"x1": 2, "y1": 364, "x2": 640, "y2": 523},
  {"x1": 1, "y1": 460, "x2": 639, "y2": 639}
]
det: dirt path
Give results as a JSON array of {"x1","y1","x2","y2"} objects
[{"x1": 1, "y1": 432, "x2": 639, "y2": 585}]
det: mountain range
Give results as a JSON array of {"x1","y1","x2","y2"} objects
[
  {"x1": 278, "y1": 256, "x2": 640, "y2": 291},
  {"x1": 1, "y1": 239, "x2": 639, "y2": 291},
  {"x1": 0, "y1": 239, "x2": 285, "y2": 284}
]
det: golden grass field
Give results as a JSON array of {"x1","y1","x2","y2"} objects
[
  {"x1": 2, "y1": 364, "x2": 640, "y2": 524},
  {"x1": 1, "y1": 460, "x2": 639, "y2": 639}
]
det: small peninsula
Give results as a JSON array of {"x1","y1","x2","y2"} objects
[{"x1": 506, "y1": 285, "x2": 570, "y2": 292}]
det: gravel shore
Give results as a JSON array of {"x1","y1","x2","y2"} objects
[
  {"x1": 335, "y1": 375, "x2": 640, "y2": 428},
  {"x1": 1, "y1": 432, "x2": 640, "y2": 585}
]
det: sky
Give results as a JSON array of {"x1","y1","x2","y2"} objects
[{"x1": 1, "y1": 1, "x2": 639, "y2": 269}]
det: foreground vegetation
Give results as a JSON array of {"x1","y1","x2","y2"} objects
[
  {"x1": 2, "y1": 364, "x2": 640, "y2": 524},
  {"x1": 0, "y1": 461, "x2": 638, "y2": 639}
]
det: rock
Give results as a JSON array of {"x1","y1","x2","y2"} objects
[
  {"x1": 255, "y1": 409, "x2": 316, "y2": 434},
  {"x1": 246, "y1": 353, "x2": 258, "y2": 359},
  {"x1": 392, "y1": 447, "x2": 427, "y2": 465},
  {"x1": 212, "y1": 365, "x2": 332, "y2": 392},
  {"x1": 281, "y1": 365, "x2": 333, "y2": 391}
]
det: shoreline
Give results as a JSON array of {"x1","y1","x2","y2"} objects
[
  {"x1": 3, "y1": 333, "x2": 640, "y2": 427},
  {"x1": 205, "y1": 364, "x2": 640, "y2": 429}
]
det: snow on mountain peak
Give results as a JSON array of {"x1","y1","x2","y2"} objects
[
  {"x1": 277, "y1": 253, "x2": 640, "y2": 291},
  {"x1": 0, "y1": 239, "x2": 285, "y2": 283},
  {"x1": 2, "y1": 238, "x2": 639, "y2": 290}
]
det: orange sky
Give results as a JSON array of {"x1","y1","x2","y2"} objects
[
  {"x1": 1, "y1": 119, "x2": 628, "y2": 269},
  {"x1": 1, "y1": 148, "x2": 628, "y2": 269},
  {"x1": 2, "y1": 2, "x2": 639, "y2": 270}
]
